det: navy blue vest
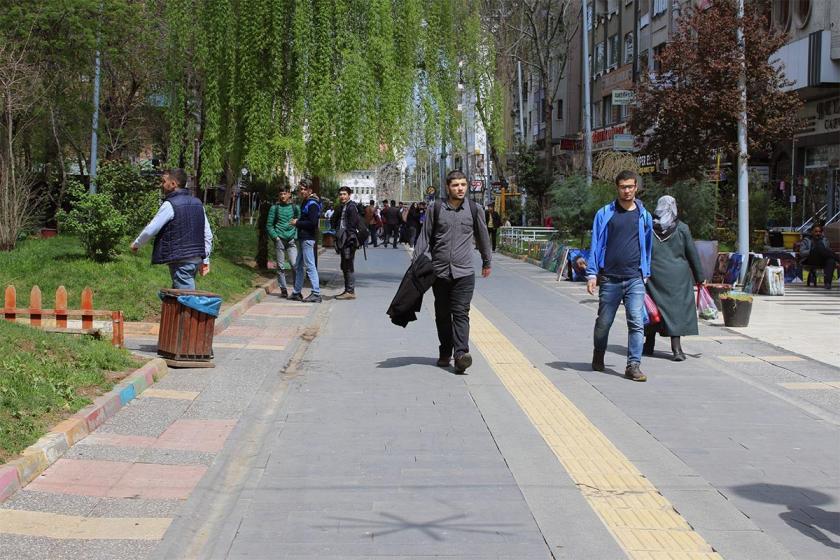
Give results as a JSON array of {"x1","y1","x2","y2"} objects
[{"x1": 152, "y1": 189, "x2": 206, "y2": 264}]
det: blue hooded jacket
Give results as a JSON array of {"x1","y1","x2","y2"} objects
[{"x1": 585, "y1": 199, "x2": 653, "y2": 279}]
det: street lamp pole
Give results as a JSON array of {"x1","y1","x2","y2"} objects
[
  {"x1": 736, "y1": 0, "x2": 750, "y2": 284},
  {"x1": 88, "y1": 48, "x2": 101, "y2": 193}
]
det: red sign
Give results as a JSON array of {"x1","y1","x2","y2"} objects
[{"x1": 470, "y1": 179, "x2": 484, "y2": 192}]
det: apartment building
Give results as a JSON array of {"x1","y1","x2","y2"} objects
[{"x1": 774, "y1": 0, "x2": 840, "y2": 221}]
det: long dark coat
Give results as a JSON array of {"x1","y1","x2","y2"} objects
[{"x1": 647, "y1": 221, "x2": 704, "y2": 336}]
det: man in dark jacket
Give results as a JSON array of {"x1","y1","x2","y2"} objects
[
  {"x1": 383, "y1": 199, "x2": 401, "y2": 248},
  {"x1": 413, "y1": 170, "x2": 492, "y2": 373},
  {"x1": 485, "y1": 203, "x2": 501, "y2": 252},
  {"x1": 331, "y1": 186, "x2": 361, "y2": 299},
  {"x1": 131, "y1": 168, "x2": 212, "y2": 290},
  {"x1": 290, "y1": 178, "x2": 321, "y2": 303},
  {"x1": 801, "y1": 224, "x2": 838, "y2": 289}
]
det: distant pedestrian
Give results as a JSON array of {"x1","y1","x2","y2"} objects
[
  {"x1": 266, "y1": 188, "x2": 300, "y2": 298},
  {"x1": 399, "y1": 201, "x2": 409, "y2": 244},
  {"x1": 413, "y1": 170, "x2": 492, "y2": 373},
  {"x1": 383, "y1": 199, "x2": 401, "y2": 248},
  {"x1": 586, "y1": 170, "x2": 653, "y2": 382},
  {"x1": 644, "y1": 196, "x2": 704, "y2": 361},
  {"x1": 290, "y1": 179, "x2": 322, "y2": 303},
  {"x1": 406, "y1": 203, "x2": 421, "y2": 247},
  {"x1": 365, "y1": 200, "x2": 378, "y2": 247},
  {"x1": 801, "y1": 224, "x2": 838, "y2": 289},
  {"x1": 131, "y1": 168, "x2": 212, "y2": 290},
  {"x1": 485, "y1": 203, "x2": 501, "y2": 252},
  {"x1": 331, "y1": 186, "x2": 361, "y2": 299}
]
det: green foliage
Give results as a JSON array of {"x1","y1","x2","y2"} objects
[
  {"x1": 549, "y1": 175, "x2": 615, "y2": 236},
  {"x1": 0, "y1": 320, "x2": 135, "y2": 461},
  {"x1": 57, "y1": 183, "x2": 128, "y2": 262},
  {"x1": 640, "y1": 178, "x2": 717, "y2": 240},
  {"x1": 95, "y1": 161, "x2": 160, "y2": 233}
]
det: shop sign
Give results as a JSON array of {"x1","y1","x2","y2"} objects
[
  {"x1": 795, "y1": 96, "x2": 840, "y2": 137},
  {"x1": 470, "y1": 179, "x2": 484, "y2": 193},
  {"x1": 612, "y1": 90, "x2": 635, "y2": 105},
  {"x1": 637, "y1": 153, "x2": 657, "y2": 174},
  {"x1": 592, "y1": 123, "x2": 627, "y2": 151},
  {"x1": 613, "y1": 134, "x2": 636, "y2": 151}
]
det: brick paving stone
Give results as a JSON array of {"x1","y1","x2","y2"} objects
[
  {"x1": 153, "y1": 419, "x2": 236, "y2": 453},
  {"x1": 107, "y1": 463, "x2": 206, "y2": 500},
  {"x1": 27, "y1": 459, "x2": 133, "y2": 498}
]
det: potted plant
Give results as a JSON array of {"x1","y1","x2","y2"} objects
[{"x1": 720, "y1": 292, "x2": 753, "y2": 327}]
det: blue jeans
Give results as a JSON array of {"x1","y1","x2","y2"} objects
[
  {"x1": 593, "y1": 276, "x2": 645, "y2": 366},
  {"x1": 168, "y1": 262, "x2": 199, "y2": 290},
  {"x1": 293, "y1": 239, "x2": 319, "y2": 295}
]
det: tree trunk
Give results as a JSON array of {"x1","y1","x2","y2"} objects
[
  {"x1": 256, "y1": 200, "x2": 270, "y2": 269},
  {"x1": 49, "y1": 104, "x2": 68, "y2": 222}
]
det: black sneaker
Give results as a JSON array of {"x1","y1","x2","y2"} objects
[
  {"x1": 591, "y1": 350, "x2": 605, "y2": 372},
  {"x1": 454, "y1": 352, "x2": 472, "y2": 373},
  {"x1": 436, "y1": 356, "x2": 451, "y2": 367},
  {"x1": 288, "y1": 292, "x2": 303, "y2": 302},
  {"x1": 624, "y1": 363, "x2": 647, "y2": 382},
  {"x1": 279, "y1": 288, "x2": 289, "y2": 299},
  {"x1": 302, "y1": 292, "x2": 322, "y2": 303}
]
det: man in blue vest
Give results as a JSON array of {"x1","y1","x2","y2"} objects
[
  {"x1": 289, "y1": 178, "x2": 322, "y2": 303},
  {"x1": 131, "y1": 168, "x2": 213, "y2": 290},
  {"x1": 586, "y1": 170, "x2": 653, "y2": 382}
]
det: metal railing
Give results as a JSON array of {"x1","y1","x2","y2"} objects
[
  {"x1": 796, "y1": 205, "x2": 827, "y2": 233},
  {"x1": 499, "y1": 226, "x2": 556, "y2": 253}
]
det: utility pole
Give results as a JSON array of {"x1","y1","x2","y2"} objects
[
  {"x1": 88, "y1": 47, "x2": 101, "y2": 193},
  {"x1": 736, "y1": 0, "x2": 750, "y2": 284},
  {"x1": 517, "y1": 60, "x2": 527, "y2": 225},
  {"x1": 582, "y1": 1, "x2": 593, "y2": 187}
]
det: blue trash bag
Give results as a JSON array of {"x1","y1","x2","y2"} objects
[{"x1": 158, "y1": 292, "x2": 222, "y2": 317}]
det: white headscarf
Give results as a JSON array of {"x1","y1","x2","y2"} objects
[{"x1": 654, "y1": 195, "x2": 678, "y2": 233}]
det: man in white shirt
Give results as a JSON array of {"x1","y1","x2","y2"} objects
[{"x1": 130, "y1": 168, "x2": 213, "y2": 290}]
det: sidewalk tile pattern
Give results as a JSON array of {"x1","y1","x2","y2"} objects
[
  {"x1": 470, "y1": 307, "x2": 723, "y2": 559},
  {"x1": 0, "y1": 509, "x2": 171, "y2": 540}
]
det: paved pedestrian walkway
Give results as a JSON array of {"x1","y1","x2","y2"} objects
[
  {"x1": 1, "y1": 246, "x2": 838, "y2": 559},
  {"x1": 0, "y1": 252, "x2": 342, "y2": 559}
]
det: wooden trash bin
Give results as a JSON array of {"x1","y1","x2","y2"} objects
[{"x1": 157, "y1": 289, "x2": 221, "y2": 368}]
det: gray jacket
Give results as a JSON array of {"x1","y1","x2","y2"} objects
[
  {"x1": 413, "y1": 198, "x2": 492, "y2": 279},
  {"x1": 800, "y1": 236, "x2": 832, "y2": 260}
]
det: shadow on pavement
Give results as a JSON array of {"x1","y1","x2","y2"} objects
[
  {"x1": 732, "y1": 483, "x2": 840, "y2": 550},
  {"x1": 376, "y1": 356, "x2": 440, "y2": 369},
  {"x1": 319, "y1": 512, "x2": 521, "y2": 540},
  {"x1": 546, "y1": 361, "x2": 627, "y2": 380}
]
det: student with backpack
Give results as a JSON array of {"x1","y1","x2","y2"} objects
[
  {"x1": 266, "y1": 188, "x2": 300, "y2": 298},
  {"x1": 412, "y1": 170, "x2": 492, "y2": 373},
  {"x1": 330, "y1": 186, "x2": 367, "y2": 299},
  {"x1": 290, "y1": 178, "x2": 322, "y2": 303}
]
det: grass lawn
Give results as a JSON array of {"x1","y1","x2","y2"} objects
[
  {"x1": 0, "y1": 320, "x2": 138, "y2": 463},
  {"x1": 0, "y1": 226, "x2": 272, "y2": 321}
]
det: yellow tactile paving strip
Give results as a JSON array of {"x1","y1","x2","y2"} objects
[
  {"x1": 470, "y1": 307, "x2": 722, "y2": 559},
  {"x1": 0, "y1": 509, "x2": 171, "y2": 540}
]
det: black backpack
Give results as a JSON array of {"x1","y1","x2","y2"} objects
[{"x1": 352, "y1": 202, "x2": 369, "y2": 245}]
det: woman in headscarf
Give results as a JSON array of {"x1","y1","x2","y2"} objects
[{"x1": 644, "y1": 195, "x2": 705, "y2": 361}]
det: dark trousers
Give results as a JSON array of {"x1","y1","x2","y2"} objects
[
  {"x1": 340, "y1": 245, "x2": 356, "y2": 292},
  {"x1": 803, "y1": 251, "x2": 837, "y2": 287},
  {"x1": 488, "y1": 228, "x2": 498, "y2": 252},
  {"x1": 384, "y1": 224, "x2": 399, "y2": 247},
  {"x1": 367, "y1": 224, "x2": 378, "y2": 247},
  {"x1": 432, "y1": 274, "x2": 475, "y2": 358}
]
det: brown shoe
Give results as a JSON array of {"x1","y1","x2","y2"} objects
[
  {"x1": 335, "y1": 291, "x2": 356, "y2": 300},
  {"x1": 624, "y1": 363, "x2": 647, "y2": 382}
]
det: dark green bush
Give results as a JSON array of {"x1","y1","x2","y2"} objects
[
  {"x1": 96, "y1": 161, "x2": 160, "y2": 233},
  {"x1": 58, "y1": 182, "x2": 128, "y2": 262}
]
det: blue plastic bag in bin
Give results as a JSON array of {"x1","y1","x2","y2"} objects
[{"x1": 158, "y1": 291, "x2": 222, "y2": 317}]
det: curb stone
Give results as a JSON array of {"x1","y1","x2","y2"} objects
[
  {"x1": 0, "y1": 358, "x2": 169, "y2": 501},
  {"x1": 0, "y1": 277, "x2": 281, "y2": 503}
]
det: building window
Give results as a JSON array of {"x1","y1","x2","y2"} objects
[
  {"x1": 595, "y1": 43, "x2": 606, "y2": 74},
  {"x1": 608, "y1": 34, "x2": 619, "y2": 68},
  {"x1": 593, "y1": 102, "x2": 601, "y2": 128},
  {"x1": 586, "y1": 3, "x2": 593, "y2": 30},
  {"x1": 795, "y1": 0, "x2": 811, "y2": 28},
  {"x1": 624, "y1": 32, "x2": 634, "y2": 65},
  {"x1": 653, "y1": 0, "x2": 666, "y2": 16},
  {"x1": 652, "y1": 44, "x2": 665, "y2": 74},
  {"x1": 775, "y1": 0, "x2": 791, "y2": 30},
  {"x1": 556, "y1": 99, "x2": 564, "y2": 120}
]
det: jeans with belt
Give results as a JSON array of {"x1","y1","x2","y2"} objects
[
  {"x1": 293, "y1": 239, "x2": 319, "y2": 295},
  {"x1": 593, "y1": 275, "x2": 645, "y2": 366}
]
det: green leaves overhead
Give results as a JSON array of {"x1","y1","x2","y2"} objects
[{"x1": 163, "y1": 0, "x2": 492, "y2": 182}]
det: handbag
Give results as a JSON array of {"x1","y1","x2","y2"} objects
[
  {"x1": 643, "y1": 293, "x2": 661, "y2": 325},
  {"x1": 696, "y1": 284, "x2": 718, "y2": 320}
]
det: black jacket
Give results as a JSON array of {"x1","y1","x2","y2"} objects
[
  {"x1": 330, "y1": 201, "x2": 360, "y2": 249},
  {"x1": 386, "y1": 253, "x2": 436, "y2": 327}
]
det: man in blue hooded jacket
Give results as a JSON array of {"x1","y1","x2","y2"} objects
[
  {"x1": 289, "y1": 178, "x2": 322, "y2": 303},
  {"x1": 586, "y1": 170, "x2": 653, "y2": 382}
]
